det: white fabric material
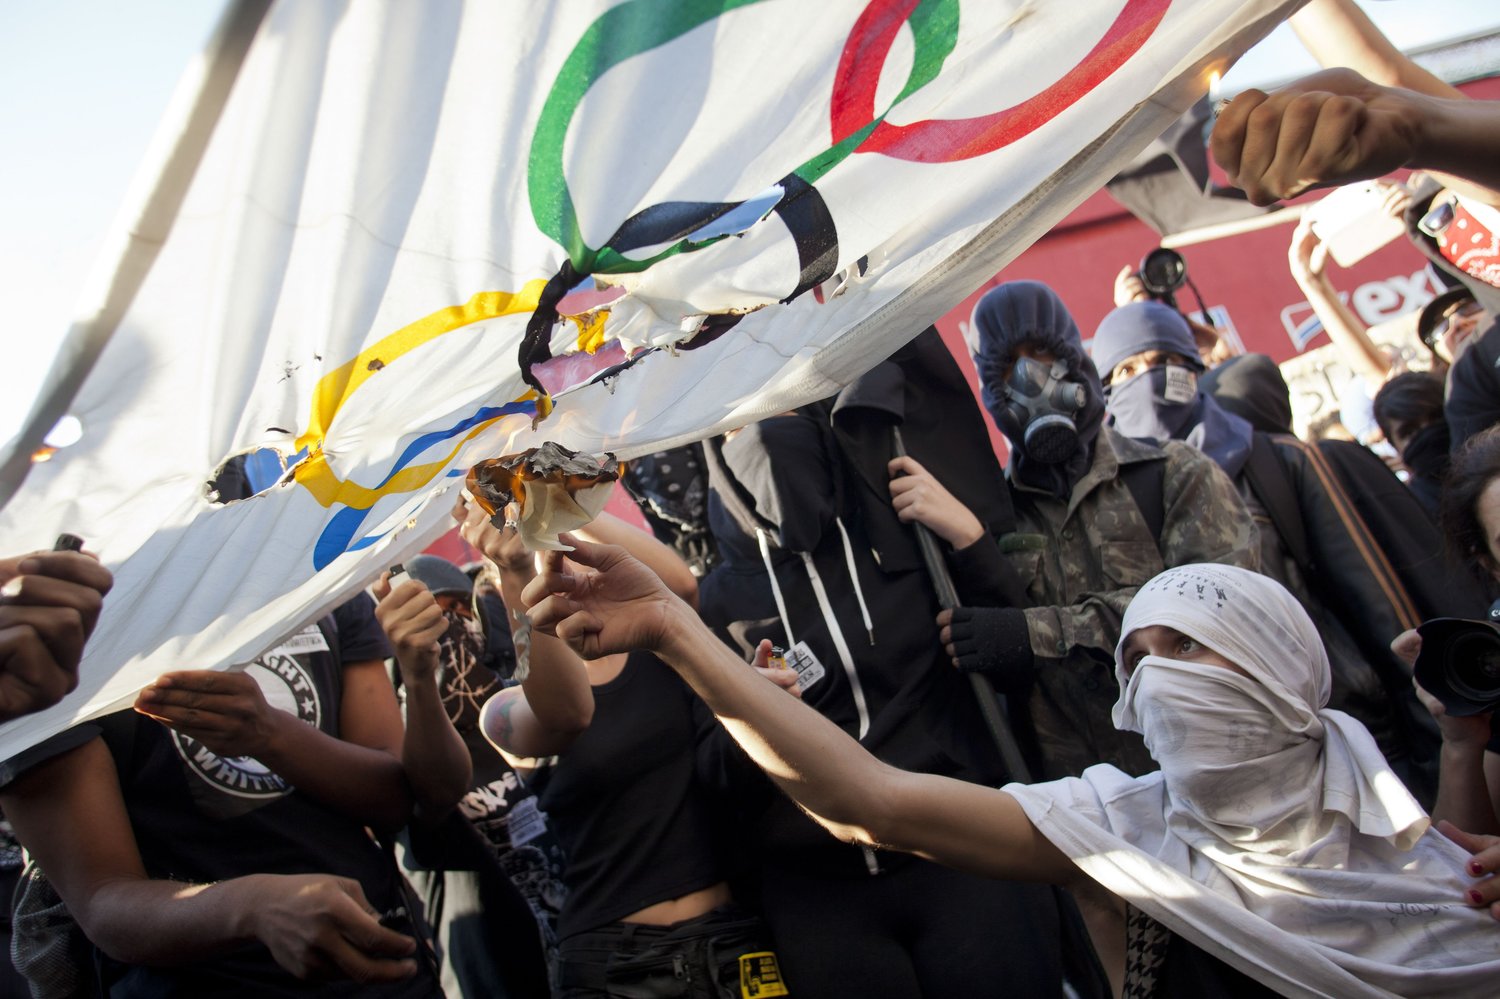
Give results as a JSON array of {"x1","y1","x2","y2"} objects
[
  {"x1": 1006, "y1": 564, "x2": 1500, "y2": 997},
  {"x1": 0, "y1": 0, "x2": 1297, "y2": 758}
]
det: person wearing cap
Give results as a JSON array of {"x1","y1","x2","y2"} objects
[
  {"x1": 1418, "y1": 287, "x2": 1488, "y2": 373},
  {"x1": 1095, "y1": 300, "x2": 1443, "y2": 805},
  {"x1": 1417, "y1": 285, "x2": 1500, "y2": 455}
]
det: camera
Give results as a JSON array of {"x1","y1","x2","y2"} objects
[
  {"x1": 1414, "y1": 606, "x2": 1500, "y2": 716},
  {"x1": 1137, "y1": 247, "x2": 1188, "y2": 303}
]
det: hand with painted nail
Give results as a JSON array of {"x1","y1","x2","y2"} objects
[
  {"x1": 0, "y1": 548, "x2": 113, "y2": 721},
  {"x1": 1439, "y1": 821, "x2": 1500, "y2": 920}
]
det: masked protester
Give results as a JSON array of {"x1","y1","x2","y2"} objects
[
  {"x1": 1096, "y1": 307, "x2": 1456, "y2": 807},
  {"x1": 693, "y1": 329, "x2": 1087, "y2": 999},
  {"x1": 524, "y1": 546, "x2": 1500, "y2": 998},
  {"x1": 395, "y1": 555, "x2": 565, "y2": 999},
  {"x1": 941, "y1": 281, "x2": 1257, "y2": 783},
  {"x1": 1206, "y1": 354, "x2": 1484, "y2": 628},
  {"x1": 1373, "y1": 370, "x2": 1451, "y2": 519}
]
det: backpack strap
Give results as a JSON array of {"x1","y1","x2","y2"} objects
[
  {"x1": 1118, "y1": 450, "x2": 1167, "y2": 549},
  {"x1": 1241, "y1": 433, "x2": 1315, "y2": 579}
]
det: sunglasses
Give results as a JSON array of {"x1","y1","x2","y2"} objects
[{"x1": 1422, "y1": 300, "x2": 1484, "y2": 351}]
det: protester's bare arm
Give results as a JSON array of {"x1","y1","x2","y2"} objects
[
  {"x1": 1287, "y1": 218, "x2": 1391, "y2": 384},
  {"x1": 1211, "y1": 69, "x2": 1500, "y2": 207},
  {"x1": 0, "y1": 738, "x2": 419, "y2": 980},
  {"x1": 1399, "y1": 630, "x2": 1500, "y2": 835},
  {"x1": 522, "y1": 538, "x2": 1081, "y2": 887},
  {"x1": 456, "y1": 498, "x2": 596, "y2": 760},
  {"x1": 574, "y1": 505, "x2": 699, "y2": 609},
  {"x1": 1289, "y1": 0, "x2": 1463, "y2": 99},
  {"x1": 0, "y1": 550, "x2": 113, "y2": 721},
  {"x1": 1416, "y1": 681, "x2": 1500, "y2": 836},
  {"x1": 135, "y1": 661, "x2": 416, "y2": 834},
  {"x1": 372, "y1": 573, "x2": 473, "y2": 820}
]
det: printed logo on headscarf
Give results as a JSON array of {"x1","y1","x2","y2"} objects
[
  {"x1": 1138, "y1": 568, "x2": 1227, "y2": 609},
  {"x1": 171, "y1": 628, "x2": 325, "y2": 801}
]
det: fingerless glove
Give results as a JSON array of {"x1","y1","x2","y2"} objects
[{"x1": 947, "y1": 606, "x2": 1036, "y2": 693}]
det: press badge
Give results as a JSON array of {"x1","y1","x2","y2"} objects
[
  {"x1": 738, "y1": 951, "x2": 788, "y2": 998},
  {"x1": 1163, "y1": 365, "x2": 1197, "y2": 404},
  {"x1": 782, "y1": 641, "x2": 826, "y2": 691}
]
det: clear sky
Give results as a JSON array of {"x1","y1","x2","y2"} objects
[{"x1": 2, "y1": 1, "x2": 1496, "y2": 445}]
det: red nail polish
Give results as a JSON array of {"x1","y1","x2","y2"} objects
[
  {"x1": 1468, "y1": 889, "x2": 1485, "y2": 906},
  {"x1": 1471, "y1": 861, "x2": 1486, "y2": 877}
]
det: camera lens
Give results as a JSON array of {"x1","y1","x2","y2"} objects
[
  {"x1": 1139, "y1": 248, "x2": 1187, "y2": 297},
  {"x1": 1446, "y1": 631, "x2": 1500, "y2": 705}
]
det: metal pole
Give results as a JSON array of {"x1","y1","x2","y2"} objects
[{"x1": 892, "y1": 427, "x2": 1032, "y2": 783}]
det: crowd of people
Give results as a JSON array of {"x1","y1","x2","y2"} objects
[{"x1": 2, "y1": 0, "x2": 1500, "y2": 995}]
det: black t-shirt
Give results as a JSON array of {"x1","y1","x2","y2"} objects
[
  {"x1": 528, "y1": 652, "x2": 727, "y2": 940},
  {"x1": 5, "y1": 595, "x2": 438, "y2": 998}
]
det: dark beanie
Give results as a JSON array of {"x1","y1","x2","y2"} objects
[{"x1": 1091, "y1": 301, "x2": 1202, "y2": 382}]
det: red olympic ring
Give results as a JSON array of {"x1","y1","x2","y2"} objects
[{"x1": 831, "y1": 0, "x2": 1173, "y2": 163}]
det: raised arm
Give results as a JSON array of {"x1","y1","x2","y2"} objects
[
  {"x1": 1289, "y1": 0, "x2": 1463, "y2": 99},
  {"x1": 572, "y1": 503, "x2": 699, "y2": 608},
  {"x1": 0, "y1": 548, "x2": 113, "y2": 721},
  {"x1": 1287, "y1": 216, "x2": 1391, "y2": 385},
  {"x1": 521, "y1": 537, "x2": 1079, "y2": 887},
  {"x1": 456, "y1": 497, "x2": 598, "y2": 763},
  {"x1": 1211, "y1": 69, "x2": 1500, "y2": 207},
  {"x1": 370, "y1": 573, "x2": 474, "y2": 820}
]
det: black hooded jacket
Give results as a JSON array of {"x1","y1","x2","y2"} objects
[{"x1": 697, "y1": 330, "x2": 1024, "y2": 872}]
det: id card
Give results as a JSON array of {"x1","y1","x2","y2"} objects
[
  {"x1": 783, "y1": 641, "x2": 826, "y2": 691},
  {"x1": 507, "y1": 796, "x2": 549, "y2": 847},
  {"x1": 1162, "y1": 365, "x2": 1197, "y2": 405}
]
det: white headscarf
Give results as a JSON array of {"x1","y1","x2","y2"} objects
[{"x1": 1005, "y1": 564, "x2": 1500, "y2": 998}]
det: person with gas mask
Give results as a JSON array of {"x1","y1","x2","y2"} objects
[
  {"x1": 694, "y1": 328, "x2": 1087, "y2": 999},
  {"x1": 1094, "y1": 300, "x2": 1447, "y2": 806},
  {"x1": 936, "y1": 281, "x2": 1257, "y2": 784}
]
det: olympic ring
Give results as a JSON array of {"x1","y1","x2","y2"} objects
[{"x1": 831, "y1": 0, "x2": 1173, "y2": 162}]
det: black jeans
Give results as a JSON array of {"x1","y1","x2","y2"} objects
[{"x1": 557, "y1": 904, "x2": 787, "y2": 998}]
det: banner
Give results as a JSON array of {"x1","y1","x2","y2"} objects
[{"x1": 0, "y1": 0, "x2": 1294, "y2": 756}]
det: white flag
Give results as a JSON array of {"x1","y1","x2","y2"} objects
[{"x1": 0, "y1": 0, "x2": 1295, "y2": 757}]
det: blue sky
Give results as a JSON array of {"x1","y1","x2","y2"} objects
[{"x1": 2, "y1": 1, "x2": 1496, "y2": 444}]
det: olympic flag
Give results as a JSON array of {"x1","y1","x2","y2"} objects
[{"x1": 0, "y1": 0, "x2": 1294, "y2": 756}]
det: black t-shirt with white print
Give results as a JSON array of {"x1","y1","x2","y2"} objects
[{"x1": 6, "y1": 595, "x2": 440, "y2": 998}]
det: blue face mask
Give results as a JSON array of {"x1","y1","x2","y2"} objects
[{"x1": 1105, "y1": 365, "x2": 1198, "y2": 442}]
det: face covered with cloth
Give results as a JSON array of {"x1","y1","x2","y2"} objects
[{"x1": 1005, "y1": 563, "x2": 1500, "y2": 998}]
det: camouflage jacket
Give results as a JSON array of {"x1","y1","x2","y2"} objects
[{"x1": 1001, "y1": 428, "x2": 1258, "y2": 779}]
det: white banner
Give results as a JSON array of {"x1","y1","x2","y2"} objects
[{"x1": 0, "y1": 0, "x2": 1295, "y2": 757}]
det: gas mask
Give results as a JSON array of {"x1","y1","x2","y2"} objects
[{"x1": 994, "y1": 356, "x2": 1089, "y2": 463}]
